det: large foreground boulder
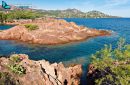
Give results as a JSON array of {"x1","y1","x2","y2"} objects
[{"x1": 0, "y1": 54, "x2": 82, "y2": 85}]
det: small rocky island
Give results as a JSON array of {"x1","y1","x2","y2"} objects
[
  {"x1": 0, "y1": 18, "x2": 111, "y2": 45},
  {"x1": 0, "y1": 54, "x2": 82, "y2": 85}
]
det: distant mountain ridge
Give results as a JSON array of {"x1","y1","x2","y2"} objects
[
  {"x1": 85, "y1": 10, "x2": 118, "y2": 18},
  {"x1": 35, "y1": 8, "x2": 119, "y2": 18}
]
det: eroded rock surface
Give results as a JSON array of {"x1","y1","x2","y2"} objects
[
  {"x1": 0, "y1": 18, "x2": 111, "y2": 45},
  {"x1": 0, "y1": 54, "x2": 82, "y2": 85}
]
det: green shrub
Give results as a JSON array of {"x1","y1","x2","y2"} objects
[
  {"x1": 0, "y1": 12, "x2": 7, "y2": 24},
  {"x1": 24, "y1": 24, "x2": 39, "y2": 31},
  {"x1": 9, "y1": 64, "x2": 26, "y2": 75},
  {"x1": 91, "y1": 38, "x2": 130, "y2": 85},
  {"x1": 9, "y1": 54, "x2": 26, "y2": 75},
  {"x1": 10, "y1": 55, "x2": 21, "y2": 63}
]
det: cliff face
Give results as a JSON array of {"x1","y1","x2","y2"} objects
[
  {"x1": 0, "y1": 18, "x2": 111, "y2": 45},
  {"x1": 0, "y1": 54, "x2": 82, "y2": 85}
]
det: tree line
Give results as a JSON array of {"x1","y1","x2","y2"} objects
[{"x1": 0, "y1": 10, "x2": 43, "y2": 24}]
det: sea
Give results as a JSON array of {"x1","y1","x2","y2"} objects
[{"x1": 0, "y1": 18, "x2": 130, "y2": 84}]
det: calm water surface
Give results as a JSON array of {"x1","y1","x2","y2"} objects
[{"x1": 0, "y1": 18, "x2": 130, "y2": 84}]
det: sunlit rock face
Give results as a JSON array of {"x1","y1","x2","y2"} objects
[
  {"x1": 0, "y1": 54, "x2": 82, "y2": 85},
  {"x1": 0, "y1": 18, "x2": 111, "y2": 45}
]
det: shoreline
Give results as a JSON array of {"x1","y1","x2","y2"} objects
[
  {"x1": 0, "y1": 32, "x2": 111, "y2": 45},
  {"x1": 0, "y1": 18, "x2": 111, "y2": 45}
]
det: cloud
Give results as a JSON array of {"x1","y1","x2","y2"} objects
[
  {"x1": 82, "y1": 0, "x2": 130, "y2": 17},
  {"x1": 104, "y1": 0, "x2": 130, "y2": 8},
  {"x1": 74, "y1": 0, "x2": 130, "y2": 10}
]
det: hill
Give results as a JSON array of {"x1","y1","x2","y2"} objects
[
  {"x1": 35, "y1": 9, "x2": 119, "y2": 18},
  {"x1": 85, "y1": 10, "x2": 118, "y2": 18}
]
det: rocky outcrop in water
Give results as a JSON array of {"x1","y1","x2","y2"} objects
[
  {"x1": 0, "y1": 18, "x2": 111, "y2": 45},
  {"x1": 0, "y1": 54, "x2": 82, "y2": 85}
]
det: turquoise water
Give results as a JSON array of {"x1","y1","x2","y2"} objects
[
  {"x1": 0, "y1": 18, "x2": 130, "y2": 84},
  {"x1": 0, "y1": 25, "x2": 15, "y2": 30}
]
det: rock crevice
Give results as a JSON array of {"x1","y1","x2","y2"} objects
[{"x1": 0, "y1": 54, "x2": 82, "y2": 85}]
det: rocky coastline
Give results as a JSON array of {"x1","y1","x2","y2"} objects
[
  {"x1": 0, "y1": 54, "x2": 82, "y2": 85},
  {"x1": 0, "y1": 18, "x2": 111, "y2": 45}
]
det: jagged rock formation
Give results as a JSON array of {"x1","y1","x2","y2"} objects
[
  {"x1": 0, "y1": 54, "x2": 82, "y2": 85},
  {"x1": 0, "y1": 18, "x2": 111, "y2": 45}
]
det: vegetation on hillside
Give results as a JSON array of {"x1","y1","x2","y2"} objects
[
  {"x1": 0, "y1": 9, "x2": 119, "y2": 24},
  {"x1": 39, "y1": 9, "x2": 118, "y2": 18},
  {"x1": 0, "y1": 12, "x2": 7, "y2": 24},
  {"x1": 90, "y1": 38, "x2": 130, "y2": 85},
  {"x1": 7, "y1": 10, "x2": 43, "y2": 20},
  {"x1": 0, "y1": 10, "x2": 43, "y2": 24}
]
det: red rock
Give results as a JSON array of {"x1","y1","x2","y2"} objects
[
  {"x1": 0, "y1": 18, "x2": 111, "y2": 45},
  {"x1": 0, "y1": 54, "x2": 82, "y2": 85}
]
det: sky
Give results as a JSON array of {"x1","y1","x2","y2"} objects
[{"x1": 3, "y1": 0, "x2": 130, "y2": 17}]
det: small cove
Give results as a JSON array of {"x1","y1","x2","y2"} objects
[{"x1": 0, "y1": 18, "x2": 130, "y2": 84}]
